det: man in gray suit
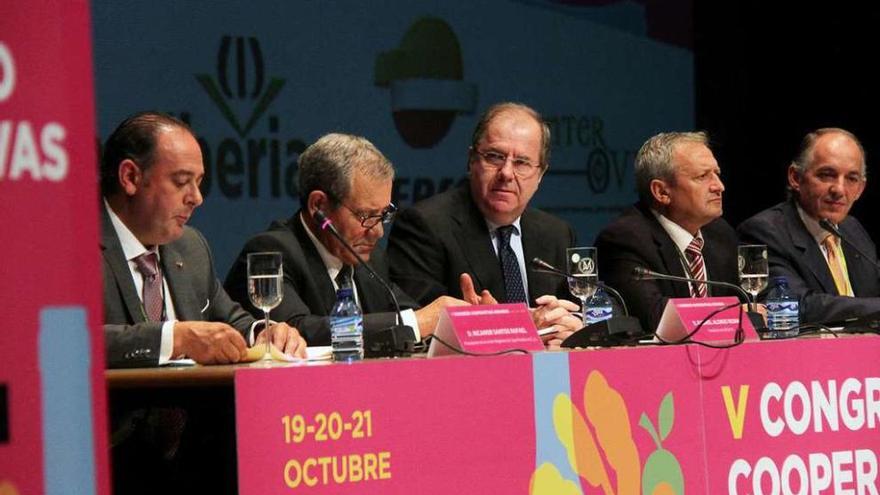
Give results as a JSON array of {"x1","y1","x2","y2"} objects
[
  {"x1": 738, "y1": 128, "x2": 880, "y2": 323},
  {"x1": 101, "y1": 111, "x2": 305, "y2": 368}
]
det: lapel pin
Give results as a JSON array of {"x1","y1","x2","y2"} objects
[{"x1": 176, "y1": 261, "x2": 184, "y2": 269}]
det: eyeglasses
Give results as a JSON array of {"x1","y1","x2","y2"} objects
[
  {"x1": 472, "y1": 148, "x2": 542, "y2": 178},
  {"x1": 343, "y1": 202, "x2": 397, "y2": 229}
]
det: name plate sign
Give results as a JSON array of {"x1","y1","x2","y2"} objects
[
  {"x1": 657, "y1": 297, "x2": 758, "y2": 343},
  {"x1": 428, "y1": 303, "x2": 544, "y2": 357}
]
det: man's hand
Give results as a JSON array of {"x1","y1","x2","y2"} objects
[
  {"x1": 459, "y1": 273, "x2": 497, "y2": 305},
  {"x1": 256, "y1": 322, "x2": 307, "y2": 358},
  {"x1": 172, "y1": 321, "x2": 248, "y2": 364},
  {"x1": 531, "y1": 295, "x2": 582, "y2": 347},
  {"x1": 415, "y1": 296, "x2": 470, "y2": 338}
]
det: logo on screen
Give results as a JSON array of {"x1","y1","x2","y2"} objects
[
  {"x1": 375, "y1": 17, "x2": 477, "y2": 148},
  {"x1": 196, "y1": 36, "x2": 285, "y2": 139}
]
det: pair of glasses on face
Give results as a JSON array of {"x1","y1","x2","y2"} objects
[
  {"x1": 343, "y1": 202, "x2": 397, "y2": 229},
  {"x1": 472, "y1": 148, "x2": 542, "y2": 178}
]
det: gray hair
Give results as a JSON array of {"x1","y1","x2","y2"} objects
[
  {"x1": 469, "y1": 102, "x2": 552, "y2": 169},
  {"x1": 635, "y1": 131, "x2": 709, "y2": 204},
  {"x1": 791, "y1": 127, "x2": 866, "y2": 178},
  {"x1": 297, "y1": 133, "x2": 394, "y2": 208}
]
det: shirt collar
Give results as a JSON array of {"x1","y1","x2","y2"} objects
[
  {"x1": 105, "y1": 199, "x2": 157, "y2": 262},
  {"x1": 486, "y1": 216, "x2": 523, "y2": 237},
  {"x1": 652, "y1": 209, "x2": 703, "y2": 253},
  {"x1": 796, "y1": 202, "x2": 834, "y2": 245},
  {"x1": 299, "y1": 212, "x2": 345, "y2": 279}
]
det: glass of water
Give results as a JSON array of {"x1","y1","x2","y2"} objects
[
  {"x1": 738, "y1": 244, "x2": 768, "y2": 310},
  {"x1": 247, "y1": 252, "x2": 283, "y2": 357},
  {"x1": 566, "y1": 247, "x2": 598, "y2": 326}
]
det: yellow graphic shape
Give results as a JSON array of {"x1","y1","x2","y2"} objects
[
  {"x1": 650, "y1": 481, "x2": 676, "y2": 495},
  {"x1": 532, "y1": 370, "x2": 642, "y2": 495},
  {"x1": 530, "y1": 462, "x2": 583, "y2": 495},
  {"x1": 553, "y1": 394, "x2": 611, "y2": 493},
  {"x1": 0, "y1": 480, "x2": 20, "y2": 495},
  {"x1": 721, "y1": 385, "x2": 749, "y2": 439}
]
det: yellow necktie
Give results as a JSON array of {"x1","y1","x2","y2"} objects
[{"x1": 822, "y1": 234, "x2": 853, "y2": 296}]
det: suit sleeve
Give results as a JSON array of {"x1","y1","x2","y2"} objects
[
  {"x1": 595, "y1": 229, "x2": 670, "y2": 333},
  {"x1": 224, "y1": 233, "x2": 322, "y2": 341},
  {"x1": 104, "y1": 322, "x2": 163, "y2": 368},
  {"x1": 387, "y1": 205, "x2": 452, "y2": 306},
  {"x1": 190, "y1": 229, "x2": 255, "y2": 336},
  {"x1": 738, "y1": 216, "x2": 880, "y2": 324}
]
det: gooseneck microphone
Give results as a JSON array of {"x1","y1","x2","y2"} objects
[
  {"x1": 313, "y1": 209, "x2": 414, "y2": 356},
  {"x1": 531, "y1": 257, "x2": 630, "y2": 316},
  {"x1": 632, "y1": 266, "x2": 766, "y2": 331},
  {"x1": 819, "y1": 218, "x2": 880, "y2": 270},
  {"x1": 530, "y1": 257, "x2": 643, "y2": 346},
  {"x1": 632, "y1": 266, "x2": 751, "y2": 304},
  {"x1": 314, "y1": 209, "x2": 405, "y2": 325}
]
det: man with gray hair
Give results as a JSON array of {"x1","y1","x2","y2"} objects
[
  {"x1": 225, "y1": 133, "x2": 475, "y2": 345},
  {"x1": 738, "y1": 128, "x2": 880, "y2": 323},
  {"x1": 387, "y1": 102, "x2": 582, "y2": 344},
  {"x1": 594, "y1": 131, "x2": 739, "y2": 331}
]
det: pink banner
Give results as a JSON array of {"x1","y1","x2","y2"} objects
[
  {"x1": 236, "y1": 336, "x2": 880, "y2": 494},
  {"x1": 699, "y1": 337, "x2": 880, "y2": 494},
  {"x1": 236, "y1": 356, "x2": 537, "y2": 494},
  {"x1": 0, "y1": 1, "x2": 108, "y2": 494}
]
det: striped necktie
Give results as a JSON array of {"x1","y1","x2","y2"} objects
[{"x1": 684, "y1": 236, "x2": 708, "y2": 298}]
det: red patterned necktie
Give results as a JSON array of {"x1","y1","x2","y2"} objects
[
  {"x1": 685, "y1": 236, "x2": 708, "y2": 298},
  {"x1": 134, "y1": 251, "x2": 163, "y2": 321}
]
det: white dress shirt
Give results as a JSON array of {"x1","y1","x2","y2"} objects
[{"x1": 653, "y1": 210, "x2": 710, "y2": 292}]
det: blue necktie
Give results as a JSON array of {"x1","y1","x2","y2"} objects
[{"x1": 497, "y1": 225, "x2": 527, "y2": 303}]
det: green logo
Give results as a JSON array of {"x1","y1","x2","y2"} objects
[{"x1": 196, "y1": 36, "x2": 285, "y2": 138}]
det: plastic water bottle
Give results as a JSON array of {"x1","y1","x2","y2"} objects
[
  {"x1": 765, "y1": 276, "x2": 800, "y2": 338},
  {"x1": 584, "y1": 286, "x2": 614, "y2": 325},
  {"x1": 330, "y1": 288, "x2": 364, "y2": 362}
]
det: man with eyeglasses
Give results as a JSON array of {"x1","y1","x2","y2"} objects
[
  {"x1": 225, "y1": 133, "x2": 477, "y2": 345},
  {"x1": 738, "y1": 128, "x2": 880, "y2": 324},
  {"x1": 387, "y1": 102, "x2": 582, "y2": 342}
]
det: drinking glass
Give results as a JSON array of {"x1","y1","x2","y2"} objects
[
  {"x1": 566, "y1": 247, "x2": 599, "y2": 326},
  {"x1": 247, "y1": 252, "x2": 283, "y2": 356},
  {"x1": 738, "y1": 244, "x2": 768, "y2": 310}
]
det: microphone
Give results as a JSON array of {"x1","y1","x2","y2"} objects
[
  {"x1": 532, "y1": 258, "x2": 630, "y2": 316},
  {"x1": 530, "y1": 257, "x2": 643, "y2": 346},
  {"x1": 313, "y1": 209, "x2": 414, "y2": 357},
  {"x1": 631, "y1": 266, "x2": 766, "y2": 331},
  {"x1": 819, "y1": 218, "x2": 880, "y2": 270}
]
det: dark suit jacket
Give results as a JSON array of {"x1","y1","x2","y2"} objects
[
  {"x1": 224, "y1": 211, "x2": 420, "y2": 345},
  {"x1": 101, "y1": 207, "x2": 255, "y2": 368},
  {"x1": 386, "y1": 183, "x2": 576, "y2": 306},
  {"x1": 594, "y1": 203, "x2": 740, "y2": 332},
  {"x1": 737, "y1": 200, "x2": 880, "y2": 323}
]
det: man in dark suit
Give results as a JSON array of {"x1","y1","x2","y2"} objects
[
  {"x1": 386, "y1": 102, "x2": 581, "y2": 342},
  {"x1": 101, "y1": 111, "x2": 305, "y2": 368},
  {"x1": 594, "y1": 131, "x2": 739, "y2": 332},
  {"x1": 738, "y1": 128, "x2": 880, "y2": 323},
  {"x1": 226, "y1": 133, "x2": 478, "y2": 345}
]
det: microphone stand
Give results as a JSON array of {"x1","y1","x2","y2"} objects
[
  {"x1": 631, "y1": 266, "x2": 767, "y2": 332},
  {"x1": 531, "y1": 257, "x2": 643, "y2": 346},
  {"x1": 313, "y1": 210, "x2": 414, "y2": 357}
]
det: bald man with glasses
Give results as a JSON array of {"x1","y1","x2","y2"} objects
[{"x1": 225, "y1": 133, "x2": 477, "y2": 345}]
